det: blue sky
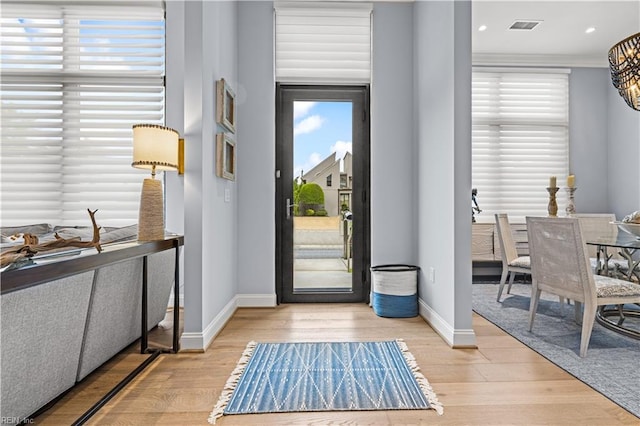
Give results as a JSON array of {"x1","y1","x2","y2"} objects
[{"x1": 293, "y1": 101, "x2": 352, "y2": 180}]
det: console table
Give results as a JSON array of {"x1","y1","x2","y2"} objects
[{"x1": 1, "y1": 235, "x2": 183, "y2": 425}]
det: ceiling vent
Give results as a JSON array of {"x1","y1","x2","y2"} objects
[{"x1": 509, "y1": 20, "x2": 542, "y2": 31}]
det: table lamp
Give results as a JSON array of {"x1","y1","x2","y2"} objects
[{"x1": 132, "y1": 124, "x2": 179, "y2": 241}]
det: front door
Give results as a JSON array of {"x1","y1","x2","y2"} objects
[{"x1": 276, "y1": 85, "x2": 370, "y2": 303}]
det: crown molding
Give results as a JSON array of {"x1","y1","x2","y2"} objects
[{"x1": 472, "y1": 53, "x2": 609, "y2": 69}]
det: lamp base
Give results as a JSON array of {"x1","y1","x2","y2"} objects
[{"x1": 138, "y1": 178, "x2": 165, "y2": 241}]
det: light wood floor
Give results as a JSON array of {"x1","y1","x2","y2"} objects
[{"x1": 37, "y1": 304, "x2": 638, "y2": 425}]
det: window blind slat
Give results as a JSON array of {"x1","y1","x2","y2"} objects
[{"x1": 472, "y1": 71, "x2": 569, "y2": 223}]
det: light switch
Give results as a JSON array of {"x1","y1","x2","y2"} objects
[{"x1": 224, "y1": 188, "x2": 230, "y2": 203}]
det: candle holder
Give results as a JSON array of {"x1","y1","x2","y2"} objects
[
  {"x1": 565, "y1": 187, "x2": 577, "y2": 216},
  {"x1": 547, "y1": 187, "x2": 559, "y2": 217}
]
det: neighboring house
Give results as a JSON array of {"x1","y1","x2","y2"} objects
[{"x1": 301, "y1": 152, "x2": 352, "y2": 216}]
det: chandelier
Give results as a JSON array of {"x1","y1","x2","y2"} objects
[{"x1": 609, "y1": 32, "x2": 640, "y2": 111}]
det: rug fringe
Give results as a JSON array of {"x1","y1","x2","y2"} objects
[
  {"x1": 395, "y1": 339, "x2": 444, "y2": 415},
  {"x1": 208, "y1": 341, "x2": 258, "y2": 424}
]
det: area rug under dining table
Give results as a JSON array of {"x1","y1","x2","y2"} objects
[
  {"x1": 473, "y1": 282, "x2": 640, "y2": 417},
  {"x1": 208, "y1": 340, "x2": 443, "y2": 424}
]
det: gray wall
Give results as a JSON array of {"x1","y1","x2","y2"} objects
[
  {"x1": 414, "y1": 0, "x2": 475, "y2": 345},
  {"x1": 567, "y1": 67, "x2": 639, "y2": 219},
  {"x1": 237, "y1": 1, "x2": 276, "y2": 296},
  {"x1": 569, "y1": 68, "x2": 610, "y2": 214},
  {"x1": 371, "y1": 3, "x2": 417, "y2": 265},
  {"x1": 167, "y1": 0, "x2": 239, "y2": 342},
  {"x1": 607, "y1": 82, "x2": 640, "y2": 219},
  {"x1": 234, "y1": 1, "x2": 425, "y2": 293},
  {"x1": 165, "y1": 0, "x2": 185, "y2": 307}
]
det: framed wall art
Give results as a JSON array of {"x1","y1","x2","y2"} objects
[
  {"x1": 216, "y1": 78, "x2": 236, "y2": 133},
  {"x1": 216, "y1": 132, "x2": 236, "y2": 181}
]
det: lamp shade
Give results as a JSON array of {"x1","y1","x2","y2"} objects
[
  {"x1": 609, "y1": 32, "x2": 640, "y2": 111},
  {"x1": 132, "y1": 124, "x2": 179, "y2": 171}
]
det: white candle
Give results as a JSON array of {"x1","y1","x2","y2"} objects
[
  {"x1": 567, "y1": 175, "x2": 575, "y2": 188},
  {"x1": 549, "y1": 176, "x2": 557, "y2": 188}
]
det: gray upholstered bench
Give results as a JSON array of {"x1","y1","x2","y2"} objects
[{"x1": 1, "y1": 229, "x2": 181, "y2": 424}]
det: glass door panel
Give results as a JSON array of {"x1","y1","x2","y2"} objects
[
  {"x1": 292, "y1": 102, "x2": 353, "y2": 292},
  {"x1": 276, "y1": 85, "x2": 370, "y2": 303}
]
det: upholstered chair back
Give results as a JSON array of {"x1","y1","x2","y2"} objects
[
  {"x1": 526, "y1": 217, "x2": 596, "y2": 304},
  {"x1": 572, "y1": 214, "x2": 619, "y2": 259},
  {"x1": 495, "y1": 213, "x2": 519, "y2": 265}
]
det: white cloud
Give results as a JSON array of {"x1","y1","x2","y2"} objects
[
  {"x1": 308, "y1": 152, "x2": 323, "y2": 167},
  {"x1": 294, "y1": 152, "x2": 323, "y2": 179},
  {"x1": 294, "y1": 101, "x2": 317, "y2": 119},
  {"x1": 294, "y1": 115, "x2": 324, "y2": 136},
  {"x1": 330, "y1": 140, "x2": 352, "y2": 160}
]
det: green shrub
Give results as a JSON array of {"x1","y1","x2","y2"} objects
[
  {"x1": 293, "y1": 205, "x2": 299, "y2": 216},
  {"x1": 298, "y1": 183, "x2": 324, "y2": 205},
  {"x1": 305, "y1": 208, "x2": 315, "y2": 216},
  {"x1": 341, "y1": 203, "x2": 349, "y2": 211},
  {"x1": 315, "y1": 209, "x2": 328, "y2": 216}
]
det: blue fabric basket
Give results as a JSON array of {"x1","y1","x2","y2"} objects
[{"x1": 370, "y1": 264, "x2": 419, "y2": 318}]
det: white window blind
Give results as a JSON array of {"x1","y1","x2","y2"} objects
[
  {"x1": 472, "y1": 71, "x2": 569, "y2": 223},
  {"x1": 1, "y1": 3, "x2": 165, "y2": 227},
  {"x1": 274, "y1": 1, "x2": 372, "y2": 84}
]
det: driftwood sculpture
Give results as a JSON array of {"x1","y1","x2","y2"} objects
[{"x1": 0, "y1": 209, "x2": 103, "y2": 268}]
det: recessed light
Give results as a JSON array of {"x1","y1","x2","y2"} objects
[
  {"x1": 478, "y1": 25, "x2": 487, "y2": 32},
  {"x1": 585, "y1": 27, "x2": 596, "y2": 34}
]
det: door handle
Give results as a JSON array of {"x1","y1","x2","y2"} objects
[{"x1": 286, "y1": 198, "x2": 296, "y2": 219}]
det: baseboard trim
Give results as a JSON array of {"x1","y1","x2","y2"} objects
[
  {"x1": 179, "y1": 297, "x2": 237, "y2": 351},
  {"x1": 179, "y1": 293, "x2": 277, "y2": 351},
  {"x1": 236, "y1": 293, "x2": 277, "y2": 307},
  {"x1": 418, "y1": 298, "x2": 477, "y2": 348}
]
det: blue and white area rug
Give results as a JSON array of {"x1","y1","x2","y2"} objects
[{"x1": 208, "y1": 340, "x2": 443, "y2": 423}]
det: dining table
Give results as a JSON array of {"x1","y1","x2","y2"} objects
[
  {"x1": 587, "y1": 232, "x2": 640, "y2": 282},
  {"x1": 586, "y1": 232, "x2": 640, "y2": 339}
]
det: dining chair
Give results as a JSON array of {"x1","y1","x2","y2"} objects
[
  {"x1": 495, "y1": 213, "x2": 531, "y2": 302},
  {"x1": 572, "y1": 213, "x2": 627, "y2": 274},
  {"x1": 526, "y1": 216, "x2": 640, "y2": 357}
]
